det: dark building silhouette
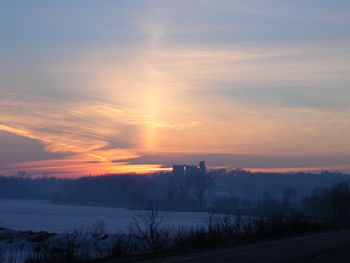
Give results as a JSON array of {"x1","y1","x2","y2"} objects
[
  {"x1": 173, "y1": 165, "x2": 185, "y2": 176},
  {"x1": 172, "y1": 161, "x2": 207, "y2": 176},
  {"x1": 186, "y1": 165, "x2": 198, "y2": 176},
  {"x1": 199, "y1": 160, "x2": 206, "y2": 175}
]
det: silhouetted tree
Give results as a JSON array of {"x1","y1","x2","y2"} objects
[
  {"x1": 130, "y1": 202, "x2": 168, "y2": 253},
  {"x1": 194, "y1": 173, "x2": 213, "y2": 205}
]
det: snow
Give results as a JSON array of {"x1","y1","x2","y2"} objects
[
  {"x1": 0, "y1": 199, "x2": 209, "y2": 233},
  {"x1": 0, "y1": 199, "x2": 246, "y2": 262}
]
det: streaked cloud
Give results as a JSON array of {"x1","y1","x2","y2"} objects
[{"x1": 0, "y1": 1, "x2": 350, "y2": 175}]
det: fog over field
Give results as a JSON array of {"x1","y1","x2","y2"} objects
[{"x1": 0, "y1": 199, "x2": 208, "y2": 233}]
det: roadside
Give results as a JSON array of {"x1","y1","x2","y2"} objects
[{"x1": 103, "y1": 229, "x2": 350, "y2": 263}]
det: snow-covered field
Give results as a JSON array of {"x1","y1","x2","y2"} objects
[
  {"x1": 0, "y1": 199, "x2": 245, "y2": 262},
  {"x1": 0, "y1": 199, "x2": 208, "y2": 233}
]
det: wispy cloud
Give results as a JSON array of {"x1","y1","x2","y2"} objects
[{"x1": 1, "y1": 1, "x2": 350, "y2": 175}]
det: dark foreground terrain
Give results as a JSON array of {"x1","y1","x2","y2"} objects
[{"x1": 106, "y1": 229, "x2": 350, "y2": 263}]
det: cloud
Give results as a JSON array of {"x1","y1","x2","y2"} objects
[
  {"x1": 0, "y1": 131, "x2": 68, "y2": 164},
  {"x1": 0, "y1": 93, "x2": 199, "y2": 175},
  {"x1": 1, "y1": 1, "x2": 350, "y2": 175},
  {"x1": 2, "y1": 41, "x2": 350, "y2": 176}
]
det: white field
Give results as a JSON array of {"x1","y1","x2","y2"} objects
[{"x1": 0, "y1": 199, "x2": 209, "y2": 233}]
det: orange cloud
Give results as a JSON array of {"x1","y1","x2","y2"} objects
[{"x1": 1, "y1": 42, "x2": 350, "y2": 176}]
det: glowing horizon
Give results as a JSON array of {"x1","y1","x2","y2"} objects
[{"x1": 1, "y1": 1, "x2": 350, "y2": 176}]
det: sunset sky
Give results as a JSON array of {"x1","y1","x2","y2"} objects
[{"x1": 1, "y1": 1, "x2": 350, "y2": 176}]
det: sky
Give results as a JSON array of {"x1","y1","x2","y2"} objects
[{"x1": 1, "y1": 0, "x2": 350, "y2": 176}]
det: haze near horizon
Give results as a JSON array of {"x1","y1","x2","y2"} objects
[{"x1": 1, "y1": 0, "x2": 350, "y2": 176}]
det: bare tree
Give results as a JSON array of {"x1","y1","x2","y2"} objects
[
  {"x1": 194, "y1": 173, "x2": 213, "y2": 205},
  {"x1": 282, "y1": 187, "x2": 297, "y2": 206},
  {"x1": 90, "y1": 220, "x2": 107, "y2": 238},
  {"x1": 130, "y1": 202, "x2": 168, "y2": 253}
]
